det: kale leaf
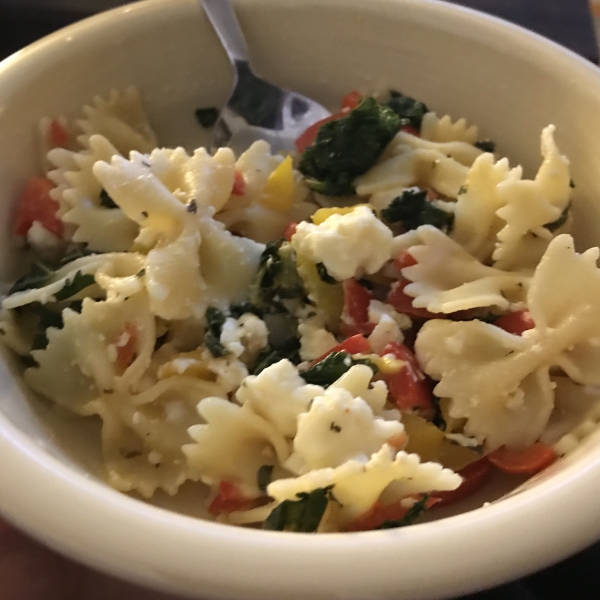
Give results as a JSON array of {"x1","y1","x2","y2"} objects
[
  {"x1": 8, "y1": 262, "x2": 55, "y2": 295},
  {"x1": 298, "y1": 97, "x2": 401, "y2": 196},
  {"x1": 544, "y1": 204, "x2": 570, "y2": 233},
  {"x1": 300, "y1": 351, "x2": 378, "y2": 387},
  {"x1": 381, "y1": 188, "x2": 454, "y2": 232},
  {"x1": 263, "y1": 486, "x2": 332, "y2": 532},
  {"x1": 9, "y1": 246, "x2": 98, "y2": 297},
  {"x1": 249, "y1": 239, "x2": 305, "y2": 313},
  {"x1": 27, "y1": 300, "x2": 83, "y2": 352},
  {"x1": 376, "y1": 494, "x2": 430, "y2": 530},
  {"x1": 229, "y1": 301, "x2": 264, "y2": 319},
  {"x1": 315, "y1": 263, "x2": 336, "y2": 284},
  {"x1": 53, "y1": 272, "x2": 95, "y2": 302},
  {"x1": 252, "y1": 337, "x2": 301, "y2": 375},
  {"x1": 194, "y1": 107, "x2": 220, "y2": 128},
  {"x1": 204, "y1": 307, "x2": 229, "y2": 358},
  {"x1": 474, "y1": 140, "x2": 496, "y2": 153},
  {"x1": 257, "y1": 465, "x2": 274, "y2": 492},
  {"x1": 385, "y1": 90, "x2": 429, "y2": 130},
  {"x1": 60, "y1": 246, "x2": 99, "y2": 266},
  {"x1": 99, "y1": 189, "x2": 119, "y2": 209}
]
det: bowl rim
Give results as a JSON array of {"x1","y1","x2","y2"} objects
[{"x1": 2, "y1": 0, "x2": 600, "y2": 598}]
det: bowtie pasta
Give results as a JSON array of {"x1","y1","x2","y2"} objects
[{"x1": 1, "y1": 87, "x2": 597, "y2": 533}]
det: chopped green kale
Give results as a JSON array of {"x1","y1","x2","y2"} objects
[
  {"x1": 298, "y1": 97, "x2": 401, "y2": 196},
  {"x1": 474, "y1": 140, "x2": 496, "y2": 153},
  {"x1": 194, "y1": 107, "x2": 219, "y2": 128},
  {"x1": 315, "y1": 263, "x2": 336, "y2": 284},
  {"x1": 431, "y1": 395, "x2": 446, "y2": 431},
  {"x1": 381, "y1": 188, "x2": 454, "y2": 232},
  {"x1": 229, "y1": 301, "x2": 264, "y2": 319},
  {"x1": 263, "y1": 486, "x2": 332, "y2": 532},
  {"x1": 385, "y1": 90, "x2": 429, "y2": 130},
  {"x1": 252, "y1": 337, "x2": 301, "y2": 375},
  {"x1": 300, "y1": 351, "x2": 378, "y2": 387},
  {"x1": 544, "y1": 204, "x2": 570, "y2": 233},
  {"x1": 53, "y1": 272, "x2": 95, "y2": 302},
  {"x1": 9, "y1": 248, "x2": 98, "y2": 297},
  {"x1": 376, "y1": 494, "x2": 430, "y2": 530},
  {"x1": 8, "y1": 262, "x2": 55, "y2": 295},
  {"x1": 28, "y1": 300, "x2": 83, "y2": 351},
  {"x1": 249, "y1": 239, "x2": 305, "y2": 313},
  {"x1": 257, "y1": 465, "x2": 274, "y2": 492},
  {"x1": 60, "y1": 246, "x2": 99, "y2": 266},
  {"x1": 204, "y1": 307, "x2": 229, "y2": 358},
  {"x1": 99, "y1": 189, "x2": 119, "y2": 209}
]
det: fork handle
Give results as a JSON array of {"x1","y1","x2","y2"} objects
[{"x1": 201, "y1": 0, "x2": 250, "y2": 66}]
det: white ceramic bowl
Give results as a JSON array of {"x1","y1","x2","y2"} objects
[{"x1": 2, "y1": 0, "x2": 600, "y2": 598}]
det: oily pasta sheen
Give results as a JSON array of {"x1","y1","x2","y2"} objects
[{"x1": 2, "y1": 87, "x2": 599, "y2": 532}]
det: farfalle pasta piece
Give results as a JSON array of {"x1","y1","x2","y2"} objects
[
  {"x1": 86, "y1": 376, "x2": 222, "y2": 497},
  {"x1": 415, "y1": 319, "x2": 553, "y2": 449},
  {"x1": 77, "y1": 87, "x2": 158, "y2": 155},
  {"x1": 401, "y1": 225, "x2": 530, "y2": 313},
  {"x1": 93, "y1": 155, "x2": 206, "y2": 320},
  {"x1": 356, "y1": 147, "x2": 470, "y2": 200},
  {"x1": 24, "y1": 292, "x2": 155, "y2": 414},
  {"x1": 415, "y1": 235, "x2": 600, "y2": 449},
  {"x1": 451, "y1": 154, "x2": 522, "y2": 261},
  {"x1": 420, "y1": 112, "x2": 478, "y2": 144},
  {"x1": 236, "y1": 359, "x2": 324, "y2": 439},
  {"x1": 286, "y1": 386, "x2": 405, "y2": 474},
  {"x1": 268, "y1": 445, "x2": 461, "y2": 524},
  {"x1": 389, "y1": 129, "x2": 482, "y2": 167},
  {"x1": 198, "y1": 218, "x2": 264, "y2": 309},
  {"x1": 493, "y1": 126, "x2": 571, "y2": 270},
  {"x1": 184, "y1": 397, "x2": 291, "y2": 497}
]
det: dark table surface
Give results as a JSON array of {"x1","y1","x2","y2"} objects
[{"x1": 0, "y1": 1, "x2": 599, "y2": 599}]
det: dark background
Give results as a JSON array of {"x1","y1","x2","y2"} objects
[{"x1": 0, "y1": 1, "x2": 598, "y2": 599}]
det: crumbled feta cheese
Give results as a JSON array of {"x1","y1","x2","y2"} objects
[
  {"x1": 368, "y1": 314, "x2": 403, "y2": 354},
  {"x1": 368, "y1": 300, "x2": 412, "y2": 330},
  {"x1": 220, "y1": 313, "x2": 269, "y2": 360},
  {"x1": 287, "y1": 386, "x2": 405, "y2": 474},
  {"x1": 236, "y1": 359, "x2": 324, "y2": 438},
  {"x1": 291, "y1": 206, "x2": 393, "y2": 280},
  {"x1": 298, "y1": 318, "x2": 337, "y2": 361},
  {"x1": 26, "y1": 221, "x2": 62, "y2": 253}
]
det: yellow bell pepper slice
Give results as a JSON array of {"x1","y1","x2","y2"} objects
[
  {"x1": 312, "y1": 204, "x2": 370, "y2": 226},
  {"x1": 402, "y1": 412, "x2": 480, "y2": 472},
  {"x1": 260, "y1": 156, "x2": 295, "y2": 211},
  {"x1": 296, "y1": 252, "x2": 344, "y2": 332}
]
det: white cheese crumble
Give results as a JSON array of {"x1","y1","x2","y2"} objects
[
  {"x1": 26, "y1": 221, "x2": 62, "y2": 253},
  {"x1": 291, "y1": 206, "x2": 394, "y2": 280},
  {"x1": 287, "y1": 386, "x2": 405, "y2": 474},
  {"x1": 297, "y1": 317, "x2": 337, "y2": 361},
  {"x1": 219, "y1": 313, "x2": 269, "y2": 360},
  {"x1": 236, "y1": 359, "x2": 324, "y2": 438}
]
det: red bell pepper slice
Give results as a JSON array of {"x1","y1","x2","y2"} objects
[
  {"x1": 487, "y1": 442, "x2": 556, "y2": 475},
  {"x1": 346, "y1": 495, "x2": 438, "y2": 532},
  {"x1": 13, "y1": 177, "x2": 63, "y2": 238},
  {"x1": 381, "y1": 341, "x2": 434, "y2": 417},
  {"x1": 494, "y1": 310, "x2": 535, "y2": 336},
  {"x1": 430, "y1": 458, "x2": 492, "y2": 508},
  {"x1": 231, "y1": 170, "x2": 246, "y2": 196},
  {"x1": 311, "y1": 334, "x2": 371, "y2": 366},
  {"x1": 209, "y1": 481, "x2": 259, "y2": 514},
  {"x1": 115, "y1": 322, "x2": 138, "y2": 373},
  {"x1": 340, "y1": 279, "x2": 375, "y2": 337}
]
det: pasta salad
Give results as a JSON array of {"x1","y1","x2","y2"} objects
[{"x1": 1, "y1": 87, "x2": 598, "y2": 533}]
